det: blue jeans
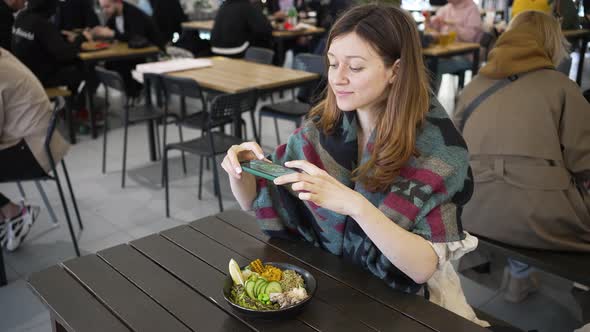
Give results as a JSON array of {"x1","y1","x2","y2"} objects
[
  {"x1": 434, "y1": 56, "x2": 472, "y2": 92},
  {"x1": 507, "y1": 258, "x2": 532, "y2": 278}
]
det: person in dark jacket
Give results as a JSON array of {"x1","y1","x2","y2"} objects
[
  {"x1": 93, "y1": 0, "x2": 165, "y2": 50},
  {"x1": 211, "y1": 0, "x2": 272, "y2": 57},
  {"x1": 148, "y1": 0, "x2": 187, "y2": 44},
  {"x1": 93, "y1": 0, "x2": 165, "y2": 98},
  {"x1": 55, "y1": 0, "x2": 100, "y2": 31},
  {"x1": 11, "y1": 0, "x2": 90, "y2": 90},
  {"x1": 0, "y1": 0, "x2": 26, "y2": 50}
]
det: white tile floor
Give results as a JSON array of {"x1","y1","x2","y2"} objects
[{"x1": 0, "y1": 51, "x2": 588, "y2": 332}]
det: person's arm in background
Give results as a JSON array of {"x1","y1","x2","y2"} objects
[
  {"x1": 429, "y1": 6, "x2": 449, "y2": 31},
  {"x1": 37, "y1": 21, "x2": 82, "y2": 64}
]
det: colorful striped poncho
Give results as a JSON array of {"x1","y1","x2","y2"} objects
[{"x1": 252, "y1": 99, "x2": 473, "y2": 293}]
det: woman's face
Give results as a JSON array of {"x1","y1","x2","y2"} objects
[{"x1": 327, "y1": 32, "x2": 395, "y2": 113}]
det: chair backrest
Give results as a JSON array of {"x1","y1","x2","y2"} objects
[
  {"x1": 244, "y1": 47, "x2": 275, "y2": 65},
  {"x1": 44, "y1": 103, "x2": 65, "y2": 173},
  {"x1": 95, "y1": 67, "x2": 126, "y2": 94},
  {"x1": 292, "y1": 53, "x2": 326, "y2": 104},
  {"x1": 479, "y1": 31, "x2": 497, "y2": 63},
  {"x1": 208, "y1": 89, "x2": 258, "y2": 129},
  {"x1": 160, "y1": 75, "x2": 206, "y2": 116}
]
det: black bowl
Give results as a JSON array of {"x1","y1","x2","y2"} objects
[{"x1": 222, "y1": 262, "x2": 317, "y2": 319}]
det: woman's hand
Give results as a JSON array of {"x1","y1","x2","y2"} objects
[
  {"x1": 221, "y1": 142, "x2": 269, "y2": 180},
  {"x1": 273, "y1": 160, "x2": 366, "y2": 216}
]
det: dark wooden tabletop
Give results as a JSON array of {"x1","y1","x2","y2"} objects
[{"x1": 28, "y1": 210, "x2": 489, "y2": 332}]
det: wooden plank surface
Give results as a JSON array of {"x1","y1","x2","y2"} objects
[
  {"x1": 215, "y1": 210, "x2": 489, "y2": 332},
  {"x1": 28, "y1": 266, "x2": 130, "y2": 332},
  {"x1": 168, "y1": 57, "x2": 318, "y2": 93},
  {"x1": 63, "y1": 255, "x2": 191, "y2": 332},
  {"x1": 98, "y1": 244, "x2": 251, "y2": 332},
  {"x1": 141, "y1": 230, "x2": 375, "y2": 332},
  {"x1": 166, "y1": 221, "x2": 433, "y2": 332},
  {"x1": 78, "y1": 42, "x2": 159, "y2": 61},
  {"x1": 130, "y1": 234, "x2": 315, "y2": 332},
  {"x1": 423, "y1": 42, "x2": 480, "y2": 57}
]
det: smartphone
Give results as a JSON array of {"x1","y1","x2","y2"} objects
[{"x1": 240, "y1": 160, "x2": 297, "y2": 181}]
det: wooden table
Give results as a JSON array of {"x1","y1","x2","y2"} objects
[
  {"x1": 563, "y1": 29, "x2": 590, "y2": 86},
  {"x1": 78, "y1": 42, "x2": 160, "y2": 142},
  {"x1": 423, "y1": 42, "x2": 481, "y2": 79},
  {"x1": 28, "y1": 210, "x2": 489, "y2": 332}
]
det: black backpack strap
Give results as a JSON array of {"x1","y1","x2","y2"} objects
[{"x1": 458, "y1": 74, "x2": 523, "y2": 133}]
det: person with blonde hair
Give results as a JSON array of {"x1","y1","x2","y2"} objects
[
  {"x1": 455, "y1": 10, "x2": 590, "y2": 303},
  {"x1": 221, "y1": 4, "x2": 503, "y2": 328}
]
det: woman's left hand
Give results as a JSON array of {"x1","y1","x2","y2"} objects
[{"x1": 273, "y1": 160, "x2": 365, "y2": 216}]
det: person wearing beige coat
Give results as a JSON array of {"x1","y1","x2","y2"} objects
[
  {"x1": 0, "y1": 47, "x2": 70, "y2": 251},
  {"x1": 454, "y1": 11, "x2": 590, "y2": 303}
]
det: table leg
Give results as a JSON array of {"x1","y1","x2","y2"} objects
[
  {"x1": 84, "y1": 63, "x2": 98, "y2": 139},
  {"x1": 65, "y1": 96, "x2": 76, "y2": 144},
  {"x1": 276, "y1": 39, "x2": 285, "y2": 66},
  {"x1": 576, "y1": 37, "x2": 587, "y2": 86},
  {"x1": 147, "y1": 121, "x2": 157, "y2": 162},
  {"x1": 0, "y1": 246, "x2": 7, "y2": 287}
]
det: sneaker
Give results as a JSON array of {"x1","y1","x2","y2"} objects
[
  {"x1": 501, "y1": 267, "x2": 539, "y2": 303},
  {"x1": 4, "y1": 205, "x2": 40, "y2": 252}
]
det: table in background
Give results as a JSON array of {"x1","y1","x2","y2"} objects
[
  {"x1": 563, "y1": 29, "x2": 590, "y2": 86},
  {"x1": 78, "y1": 42, "x2": 160, "y2": 144},
  {"x1": 423, "y1": 41, "x2": 481, "y2": 80},
  {"x1": 28, "y1": 210, "x2": 489, "y2": 332},
  {"x1": 166, "y1": 56, "x2": 319, "y2": 140},
  {"x1": 181, "y1": 21, "x2": 325, "y2": 65}
]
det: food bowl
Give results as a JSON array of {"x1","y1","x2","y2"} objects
[{"x1": 222, "y1": 262, "x2": 317, "y2": 319}]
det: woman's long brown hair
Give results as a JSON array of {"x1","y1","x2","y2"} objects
[{"x1": 308, "y1": 4, "x2": 431, "y2": 192}]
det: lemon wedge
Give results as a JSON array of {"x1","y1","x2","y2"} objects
[{"x1": 229, "y1": 259, "x2": 245, "y2": 286}]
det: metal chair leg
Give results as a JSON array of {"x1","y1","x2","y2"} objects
[
  {"x1": 53, "y1": 171, "x2": 81, "y2": 257},
  {"x1": 258, "y1": 111, "x2": 263, "y2": 141},
  {"x1": 121, "y1": 120, "x2": 129, "y2": 188},
  {"x1": 211, "y1": 155, "x2": 224, "y2": 212},
  {"x1": 0, "y1": 247, "x2": 7, "y2": 286},
  {"x1": 164, "y1": 148, "x2": 170, "y2": 218},
  {"x1": 61, "y1": 161, "x2": 83, "y2": 230},
  {"x1": 274, "y1": 117, "x2": 281, "y2": 146},
  {"x1": 198, "y1": 155, "x2": 204, "y2": 200},
  {"x1": 249, "y1": 109, "x2": 259, "y2": 143},
  {"x1": 16, "y1": 182, "x2": 26, "y2": 198},
  {"x1": 102, "y1": 108, "x2": 109, "y2": 174},
  {"x1": 178, "y1": 125, "x2": 187, "y2": 175},
  {"x1": 34, "y1": 181, "x2": 58, "y2": 225},
  {"x1": 154, "y1": 120, "x2": 161, "y2": 160}
]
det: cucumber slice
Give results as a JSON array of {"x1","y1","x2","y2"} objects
[
  {"x1": 254, "y1": 279, "x2": 266, "y2": 297},
  {"x1": 264, "y1": 281, "x2": 282, "y2": 295},
  {"x1": 245, "y1": 280, "x2": 256, "y2": 299},
  {"x1": 260, "y1": 283, "x2": 269, "y2": 296}
]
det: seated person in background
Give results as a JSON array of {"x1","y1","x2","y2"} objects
[
  {"x1": 11, "y1": 0, "x2": 91, "y2": 92},
  {"x1": 426, "y1": 0, "x2": 483, "y2": 90},
  {"x1": 144, "y1": 0, "x2": 188, "y2": 45},
  {"x1": 211, "y1": 0, "x2": 272, "y2": 57},
  {"x1": 222, "y1": 4, "x2": 496, "y2": 329},
  {"x1": 0, "y1": 48, "x2": 70, "y2": 251},
  {"x1": 0, "y1": 0, "x2": 26, "y2": 50},
  {"x1": 54, "y1": 0, "x2": 100, "y2": 32},
  {"x1": 92, "y1": 0, "x2": 165, "y2": 98},
  {"x1": 454, "y1": 11, "x2": 590, "y2": 303}
]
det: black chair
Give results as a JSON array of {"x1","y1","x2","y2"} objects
[
  {"x1": 0, "y1": 102, "x2": 84, "y2": 259},
  {"x1": 96, "y1": 68, "x2": 168, "y2": 188},
  {"x1": 244, "y1": 47, "x2": 275, "y2": 65},
  {"x1": 163, "y1": 89, "x2": 258, "y2": 215},
  {"x1": 258, "y1": 53, "x2": 325, "y2": 145}
]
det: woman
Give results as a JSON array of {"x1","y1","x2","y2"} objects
[
  {"x1": 455, "y1": 11, "x2": 590, "y2": 303},
  {"x1": 0, "y1": 48, "x2": 70, "y2": 251},
  {"x1": 222, "y1": 4, "x2": 490, "y2": 327}
]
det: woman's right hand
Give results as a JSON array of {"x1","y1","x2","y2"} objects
[{"x1": 221, "y1": 142, "x2": 268, "y2": 180}]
